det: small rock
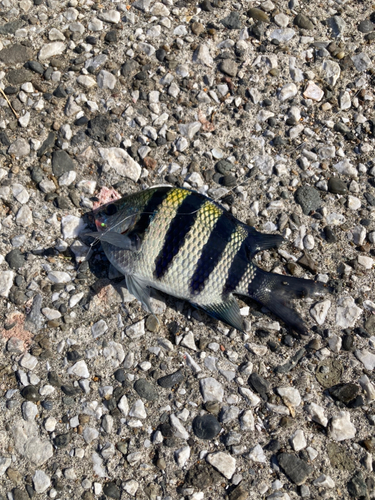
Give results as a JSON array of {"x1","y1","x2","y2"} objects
[
  {"x1": 200, "y1": 378, "x2": 224, "y2": 402},
  {"x1": 329, "y1": 411, "x2": 356, "y2": 441},
  {"x1": 192, "y1": 415, "x2": 221, "y2": 440},
  {"x1": 33, "y1": 470, "x2": 51, "y2": 493},
  {"x1": 303, "y1": 81, "x2": 324, "y2": 101},
  {"x1": 206, "y1": 452, "x2": 236, "y2": 479},
  {"x1": 278, "y1": 453, "x2": 313, "y2": 485}
]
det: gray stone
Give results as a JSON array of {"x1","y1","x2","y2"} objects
[
  {"x1": 358, "y1": 20, "x2": 374, "y2": 33},
  {"x1": 327, "y1": 16, "x2": 346, "y2": 37},
  {"x1": 33, "y1": 470, "x2": 51, "y2": 493},
  {"x1": 322, "y1": 60, "x2": 340, "y2": 86},
  {"x1": 294, "y1": 14, "x2": 314, "y2": 30},
  {"x1": 38, "y1": 42, "x2": 66, "y2": 61},
  {"x1": 193, "y1": 44, "x2": 213, "y2": 67},
  {"x1": 0, "y1": 44, "x2": 32, "y2": 64},
  {"x1": 351, "y1": 53, "x2": 372, "y2": 72},
  {"x1": 278, "y1": 453, "x2": 313, "y2": 485},
  {"x1": 218, "y1": 59, "x2": 238, "y2": 77},
  {"x1": 52, "y1": 150, "x2": 75, "y2": 177},
  {"x1": 97, "y1": 70, "x2": 116, "y2": 89},
  {"x1": 12, "y1": 421, "x2": 53, "y2": 466},
  {"x1": 295, "y1": 185, "x2": 321, "y2": 215},
  {"x1": 221, "y1": 12, "x2": 242, "y2": 30},
  {"x1": 8, "y1": 138, "x2": 30, "y2": 157},
  {"x1": 134, "y1": 379, "x2": 158, "y2": 401}
]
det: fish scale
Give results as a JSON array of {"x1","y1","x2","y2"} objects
[{"x1": 89, "y1": 186, "x2": 330, "y2": 335}]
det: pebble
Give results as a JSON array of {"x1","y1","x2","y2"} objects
[
  {"x1": 99, "y1": 147, "x2": 141, "y2": 182},
  {"x1": 200, "y1": 378, "x2": 224, "y2": 402},
  {"x1": 206, "y1": 452, "x2": 236, "y2": 479},
  {"x1": 278, "y1": 453, "x2": 313, "y2": 485},
  {"x1": 33, "y1": 470, "x2": 51, "y2": 493},
  {"x1": 329, "y1": 411, "x2": 356, "y2": 441},
  {"x1": 192, "y1": 415, "x2": 221, "y2": 439},
  {"x1": 310, "y1": 300, "x2": 331, "y2": 325},
  {"x1": 303, "y1": 82, "x2": 324, "y2": 101},
  {"x1": 336, "y1": 297, "x2": 362, "y2": 328}
]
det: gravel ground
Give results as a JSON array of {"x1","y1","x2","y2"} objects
[{"x1": 0, "y1": 0, "x2": 375, "y2": 499}]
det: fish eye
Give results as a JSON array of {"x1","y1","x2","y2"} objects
[
  {"x1": 100, "y1": 222, "x2": 106, "y2": 227},
  {"x1": 105, "y1": 204, "x2": 117, "y2": 216}
]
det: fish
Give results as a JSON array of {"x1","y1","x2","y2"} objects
[{"x1": 85, "y1": 186, "x2": 330, "y2": 336}]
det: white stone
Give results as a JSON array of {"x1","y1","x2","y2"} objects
[
  {"x1": 38, "y1": 42, "x2": 66, "y2": 61},
  {"x1": 91, "y1": 319, "x2": 108, "y2": 338},
  {"x1": 359, "y1": 375, "x2": 375, "y2": 402},
  {"x1": 336, "y1": 296, "x2": 362, "y2": 328},
  {"x1": 123, "y1": 480, "x2": 139, "y2": 496},
  {"x1": 44, "y1": 417, "x2": 57, "y2": 432},
  {"x1": 118, "y1": 395, "x2": 129, "y2": 416},
  {"x1": 322, "y1": 60, "x2": 340, "y2": 86},
  {"x1": 207, "y1": 452, "x2": 236, "y2": 479},
  {"x1": 61, "y1": 215, "x2": 86, "y2": 239},
  {"x1": 358, "y1": 255, "x2": 373, "y2": 270},
  {"x1": 277, "y1": 387, "x2": 301, "y2": 407},
  {"x1": 42, "y1": 308, "x2": 61, "y2": 320},
  {"x1": 355, "y1": 349, "x2": 375, "y2": 371},
  {"x1": 33, "y1": 470, "x2": 51, "y2": 493},
  {"x1": 77, "y1": 75, "x2": 96, "y2": 88},
  {"x1": 0, "y1": 271, "x2": 14, "y2": 297},
  {"x1": 16, "y1": 205, "x2": 33, "y2": 227},
  {"x1": 125, "y1": 320, "x2": 145, "y2": 339},
  {"x1": 352, "y1": 225, "x2": 366, "y2": 245},
  {"x1": 22, "y1": 401, "x2": 38, "y2": 421},
  {"x1": 240, "y1": 409, "x2": 255, "y2": 431},
  {"x1": 181, "y1": 331, "x2": 197, "y2": 350},
  {"x1": 239, "y1": 387, "x2": 261, "y2": 407},
  {"x1": 334, "y1": 159, "x2": 357, "y2": 177},
  {"x1": 67, "y1": 360, "x2": 90, "y2": 378},
  {"x1": 328, "y1": 334, "x2": 342, "y2": 353},
  {"x1": 97, "y1": 70, "x2": 116, "y2": 90},
  {"x1": 329, "y1": 411, "x2": 356, "y2": 441},
  {"x1": 170, "y1": 414, "x2": 189, "y2": 440},
  {"x1": 175, "y1": 446, "x2": 190, "y2": 467},
  {"x1": 20, "y1": 352, "x2": 38, "y2": 370},
  {"x1": 248, "y1": 444, "x2": 266, "y2": 463},
  {"x1": 303, "y1": 81, "x2": 324, "y2": 101},
  {"x1": 193, "y1": 44, "x2": 213, "y2": 67},
  {"x1": 39, "y1": 179, "x2": 56, "y2": 194},
  {"x1": 310, "y1": 300, "x2": 331, "y2": 325},
  {"x1": 19, "y1": 112, "x2": 31, "y2": 128},
  {"x1": 307, "y1": 403, "x2": 328, "y2": 427},
  {"x1": 83, "y1": 427, "x2": 99, "y2": 444},
  {"x1": 99, "y1": 10, "x2": 121, "y2": 23},
  {"x1": 278, "y1": 83, "x2": 297, "y2": 101},
  {"x1": 99, "y1": 147, "x2": 141, "y2": 182},
  {"x1": 0, "y1": 457, "x2": 11, "y2": 476},
  {"x1": 290, "y1": 429, "x2": 306, "y2": 451},
  {"x1": 47, "y1": 271, "x2": 71, "y2": 284},
  {"x1": 200, "y1": 377, "x2": 224, "y2": 402},
  {"x1": 129, "y1": 399, "x2": 147, "y2": 419}
]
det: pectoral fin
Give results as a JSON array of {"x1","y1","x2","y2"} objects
[
  {"x1": 199, "y1": 296, "x2": 244, "y2": 332},
  {"x1": 85, "y1": 231, "x2": 141, "y2": 251},
  {"x1": 125, "y1": 274, "x2": 154, "y2": 313}
]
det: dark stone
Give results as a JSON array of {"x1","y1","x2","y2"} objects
[
  {"x1": 216, "y1": 159, "x2": 234, "y2": 174},
  {"x1": 75, "y1": 116, "x2": 88, "y2": 126},
  {"x1": 329, "y1": 383, "x2": 360, "y2": 404},
  {"x1": 54, "y1": 196, "x2": 72, "y2": 209},
  {"x1": 157, "y1": 369, "x2": 184, "y2": 388},
  {"x1": 342, "y1": 334, "x2": 354, "y2": 351},
  {"x1": 324, "y1": 226, "x2": 336, "y2": 243},
  {"x1": 21, "y1": 386, "x2": 40, "y2": 402},
  {"x1": 295, "y1": 185, "x2": 321, "y2": 215},
  {"x1": 54, "y1": 433, "x2": 71, "y2": 448},
  {"x1": 159, "y1": 422, "x2": 173, "y2": 438},
  {"x1": 53, "y1": 85, "x2": 67, "y2": 98},
  {"x1": 156, "y1": 48, "x2": 166, "y2": 62},
  {"x1": 327, "y1": 442, "x2": 355, "y2": 471},
  {"x1": 67, "y1": 350, "x2": 82, "y2": 362},
  {"x1": 121, "y1": 59, "x2": 140, "y2": 78},
  {"x1": 184, "y1": 463, "x2": 222, "y2": 489},
  {"x1": 247, "y1": 8, "x2": 269, "y2": 22},
  {"x1": 105, "y1": 30, "x2": 118, "y2": 43},
  {"x1": 328, "y1": 177, "x2": 347, "y2": 194},
  {"x1": 41, "y1": 400, "x2": 53, "y2": 410},
  {"x1": 27, "y1": 60, "x2": 45, "y2": 74},
  {"x1": 134, "y1": 379, "x2": 158, "y2": 401},
  {"x1": 278, "y1": 453, "x2": 313, "y2": 485},
  {"x1": 334, "y1": 122, "x2": 351, "y2": 134},
  {"x1": 0, "y1": 131, "x2": 11, "y2": 147},
  {"x1": 37, "y1": 132, "x2": 55, "y2": 157},
  {"x1": 0, "y1": 44, "x2": 33, "y2": 65},
  {"x1": 297, "y1": 252, "x2": 318, "y2": 274},
  {"x1": 200, "y1": 0, "x2": 214, "y2": 12},
  {"x1": 347, "y1": 471, "x2": 367, "y2": 497},
  {"x1": 48, "y1": 371, "x2": 62, "y2": 387},
  {"x1": 114, "y1": 368, "x2": 126, "y2": 383},
  {"x1": 265, "y1": 439, "x2": 281, "y2": 452},
  {"x1": 221, "y1": 174, "x2": 237, "y2": 187},
  {"x1": 248, "y1": 372, "x2": 270, "y2": 399},
  {"x1": 358, "y1": 20, "x2": 375, "y2": 33},
  {"x1": 192, "y1": 414, "x2": 221, "y2": 439},
  {"x1": 6, "y1": 68, "x2": 34, "y2": 85},
  {"x1": 294, "y1": 13, "x2": 314, "y2": 30},
  {"x1": 103, "y1": 482, "x2": 121, "y2": 500},
  {"x1": 61, "y1": 385, "x2": 80, "y2": 396},
  {"x1": 221, "y1": 12, "x2": 242, "y2": 30},
  {"x1": 12, "y1": 489, "x2": 29, "y2": 500},
  {"x1": 274, "y1": 348, "x2": 306, "y2": 374},
  {"x1": 228, "y1": 484, "x2": 248, "y2": 500},
  {"x1": 4, "y1": 86, "x2": 18, "y2": 95},
  {"x1": 0, "y1": 19, "x2": 26, "y2": 35},
  {"x1": 5, "y1": 249, "x2": 26, "y2": 270},
  {"x1": 52, "y1": 150, "x2": 75, "y2": 177},
  {"x1": 86, "y1": 36, "x2": 97, "y2": 45},
  {"x1": 364, "y1": 192, "x2": 375, "y2": 207},
  {"x1": 30, "y1": 165, "x2": 44, "y2": 183},
  {"x1": 87, "y1": 115, "x2": 111, "y2": 141}
]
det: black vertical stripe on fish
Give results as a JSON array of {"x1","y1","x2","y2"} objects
[
  {"x1": 190, "y1": 213, "x2": 235, "y2": 295},
  {"x1": 222, "y1": 239, "x2": 248, "y2": 295},
  {"x1": 127, "y1": 186, "x2": 172, "y2": 237},
  {"x1": 154, "y1": 193, "x2": 206, "y2": 279}
]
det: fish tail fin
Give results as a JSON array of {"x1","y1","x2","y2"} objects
[{"x1": 247, "y1": 268, "x2": 331, "y2": 336}]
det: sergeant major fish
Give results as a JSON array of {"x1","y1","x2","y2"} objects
[{"x1": 87, "y1": 186, "x2": 329, "y2": 335}]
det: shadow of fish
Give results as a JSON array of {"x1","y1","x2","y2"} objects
[{"x1": 84, "y1": 186, "x2": 330, "y2": 335}]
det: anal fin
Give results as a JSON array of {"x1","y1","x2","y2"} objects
[
  {"x1": 199, "y1": 296, "x2": 244, "y2": 332},
  {"x1": 125, "y1": 274, "x2": 154, "y2": 313}
]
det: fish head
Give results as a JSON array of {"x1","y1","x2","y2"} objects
[{"x1": 93, "y1": 198, "x2": 138, "y2": 235}]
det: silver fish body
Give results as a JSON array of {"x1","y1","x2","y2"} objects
[{"x1": 90, "y1": 186, "x2": 329, "y2": 335}]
